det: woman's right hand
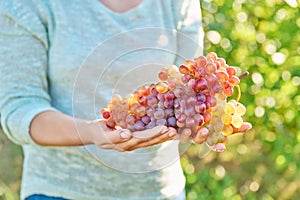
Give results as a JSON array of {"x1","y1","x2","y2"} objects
[{"x1": 90, "y1": 120, "x2": 177, "y2": 152}]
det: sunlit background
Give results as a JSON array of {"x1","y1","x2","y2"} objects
[{"x1": 1, "y1": 0, "x2": 300, "y2": 199}]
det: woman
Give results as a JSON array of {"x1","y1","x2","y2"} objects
[{"x1": 0, "y1": 0, "x2": 249, "y2": 199}]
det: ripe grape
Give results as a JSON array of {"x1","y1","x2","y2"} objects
[{"x1": 101, "y1": 52, "x2": 250, "y2": 152}]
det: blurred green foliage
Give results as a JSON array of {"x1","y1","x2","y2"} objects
[
  {"x1": 1, "y1": 0, "x2": 300, "y2": 199},
  {"x1": 182, "y1": 0, "x2": 300, "y2": 199}
]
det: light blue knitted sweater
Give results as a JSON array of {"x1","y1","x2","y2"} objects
[{"x1": 0, "y1": 0, "x2": 203, "y2": 199}]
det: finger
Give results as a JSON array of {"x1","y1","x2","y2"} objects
[
  {"x1": 180, "y1": 128, "x2": 192, "y2": 143},
  {"x1": 115, "y1": 127, "x2": 177, "y2": 151},
  {"x1": 193, "y1": 127, "x2": 209, "y2": 144},
  {"x1": 98, "y1": 143, "x2": 115, "y2": 150},
  {"x1": 232, "y1": 122, "x2": 252, "y2": 133},
  {"x1": 104, "y1": 129, "x2": 132, "y2": 144},
  {"x1": 132, "y1": 125, "x2": 168, "y2": 140},
  {"x1": 126, "y1": 129, "x2": 176, "y2": 151}
]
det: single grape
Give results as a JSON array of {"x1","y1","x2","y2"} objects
[
  {"x1": 174, "y1": 98, "x2": 180, "y2": 109},
  {"x1": 136, "y1": 106, "x2": 146, "y2": 117},
  {"x1": 187, "y1": 79, "x2": 196, "y2": 89},
  {"x1": 158, "y1": 71, "x2": 168, "y2": 81},
  {"x1": 205, "y1": 62, "x2": 217, "y2": 74},
  {"x1": 126, "y1": 114, "x2": 136, "y2": 125},
  {"x1": 194, "y1": 114, "x2": 204, "y2": 126},
  {"x1": 179, "y1": 65, "x2": 190, "y2": 75},
  {"x1": 173, "y1": 87, "x2": 184, "y2": 98},
  {"x1": 184, "y1": 105, "x2": 195, "y2": 117},
  {"x1": 226, "y1": 66, "x2": 237, "y2": 76},
  {"x1": 229, "y1": 76, "x2": 240, "y2": 86},
  {"x1": 147, "y1": 95, "x2": 158, "y2": 107},
  {"x1": 177, "y1": 113, "x2": 187, "y2": 123},
  {"x1": 165, "y1": 108, "x2": 174, "y2": 117},
  {"x1": 186, "y1": 96, "x2": 197, "y2": 105},
  {"x1": 181, "y1": 74, "x2": 191, "y2": 84},
  {"x1": 185, "y1": 117, "x2": 196, "y2": 128},
  {"x1": 195, "y1": 102, "x2": 206, "y2": 114},
  {"x1": 141, "y1": 115, "x2": 151, "y2": 125},
  {"x1": 157, "y1": 93, "x2": 165, "y2": 101},
  {"x1": 111, "y1": 94, "x2": 122, "y2": 105},
  {"x1": 195, "y1": 78, "x2": 208, "y2": 92},
  {"x1": 216, "y1": 71, "x2": 229, "y2": 82},
  {"x1": 164, "y1": 91, "x2": 175, "y2": 100},
  {"x1": 167, "y1": 79, "x2": 177, "y2": 90},
  {"x1": 203, "y1": 112, "x2": 211, "y2": 123},
  {"x1": 134, "y1": 120, "x2": 145, "y2": 131},
  {"x1": 156, "y1": 82, "x2": 169, "y2": 93},
  {"x1": 222, "y1": 125, "x2": 233, "y2": 136},
  {"x1": 235, "y1": 102, "x2": 246, "y2": 116},
  {"x1": 195, "y1": 55, "x2": 207, "y2": 68},
  {"x1": 146, "y1": 107, "x2": 156, "y2": 117},
  {"x1": 206, "y1": 52, "x2": 218, "y2": 61},
  {"x1": 156, "y1": 119, "x2": 167, "y2": 126},
  {"x1": 176, "y1": 121, "x2": 185, "y2": 128},
  {"x1": 164, "y1": 99, "x2": 174, "y2": 109},
  {"x1": 231, "y1": 115, "x2": 243, "y2": 128},
  {"x1": 106, "y1": 118, "x2": 116, "y2": 129},
  {"x1": 154, "y1": 109, "x2": 165, "y2": 120},
  {"x1": 100, "y1": 108, "x2": 111, "y2": 119},
  {"x1": 167, "y1": 117, "x2": 177, "y2": 127},
  {"x1": 157, "y1": 101, "x2": 165, "y2": 109}
]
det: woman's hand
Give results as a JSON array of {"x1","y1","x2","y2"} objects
[
  {"x1": 192, "y1": 122, "x2": 252, "y2": 144},
  {"x1": 92, "y1": 120, "x2": 177, "y2": 152}
]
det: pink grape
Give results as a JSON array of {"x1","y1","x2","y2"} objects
[
  {"x1": 146, "y1": 107, "x2": 155, "y2": 117},
  {"x1": 184, "y1": 106, "x2": 195, "y2": 116},
  {"x1": 194, "y1": 114, "x2": 204, "y2": 126},
  {"x1": 154, "y1": 109, "x2": 165, "y2": 119},
  {"x1": 186, "y1": 96, "x2": 197, "y2": 105},
  {"x1": 157, "y1": 93, "x2": 165, "y2": 101},
  {"x1": 181, "y1": 74, "x2": 190, "y2": 83},
  {"x1": 147, "y1": 95, "x2": 158, "y2": 107},
  {"x1": 126, "y1": 114, "x2": 136, "y2": 125},
  {"x1": 177, "y1": 114, "x2": 187, "y2": 123},
  {"x1": 173, "y1": 87, "x2": 184, "y2": 98},
  {"x1": 164, "y1": 91, "x2": 175, "y2": 100},
  {"x1": 158, "y1": 71, "x2": 168, "y2": 81},
  {"x1": 186, "y1": 117, "x2": 195, "y2": 128},
  {"x1": 195, "y1": 102, "x2": 206, "y2": 113},
  {"x1": 164, "y1": 100, "x2": 174, "y2": 108}
]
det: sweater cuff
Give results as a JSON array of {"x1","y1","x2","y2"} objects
[{"x1": 1, "y1": 98, "x2": 57, "y2": 145}]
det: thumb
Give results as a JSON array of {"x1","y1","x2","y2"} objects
[{"x1": 106, "y1": 129, "x2": 132, "y2": 144}]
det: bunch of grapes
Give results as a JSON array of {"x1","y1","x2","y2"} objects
[{"x1": 100, "y1": 52, "x2": 250, "y2": 152}]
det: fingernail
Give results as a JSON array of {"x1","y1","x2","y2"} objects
[
  {"x1": 120, "y1": 130, "x2": 131, "y2": 139},
  {"x1": 161, "y1": 126, "x2": 168, "y2": 133},
  {"x1": 168, "y1": 130, "x2": 177, "y2": 138}
]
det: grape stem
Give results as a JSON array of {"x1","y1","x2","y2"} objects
[
  {"x1": 236, "y1": 85, "x2": 241, "y2": 102},
  {"x1": 238, "y1": 71, "x2": 249, "y2": 79}
]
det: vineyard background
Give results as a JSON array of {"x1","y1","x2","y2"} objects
[{"x1": 1, "y1": 0, "x2": 300, "y2": 199}]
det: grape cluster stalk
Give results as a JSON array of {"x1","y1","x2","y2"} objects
[{"x1": 100, "y1": 52, "x2": 250, "y2": 152}]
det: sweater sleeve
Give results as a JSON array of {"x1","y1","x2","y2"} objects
[
  {"x1": 173, "y1": 0, "x2": 204, "y2": 65},
  {"x1": 0, "y1": 0, "x2": 56, "y2": 145}
]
